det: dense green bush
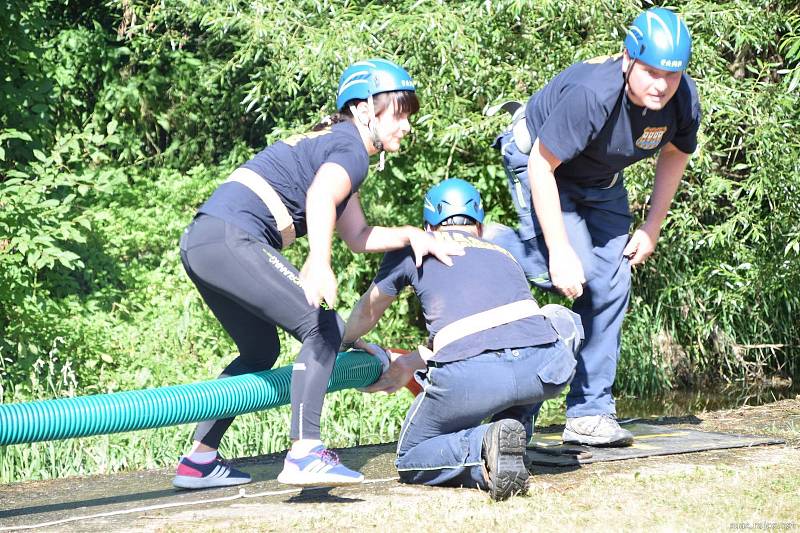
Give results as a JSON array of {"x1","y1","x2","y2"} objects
[{"x1": 1, "y1": 0, "x2": 798, "y2": 481}]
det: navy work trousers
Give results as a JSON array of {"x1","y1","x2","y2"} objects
[
  {"x1": 396, "y1": 342, "x2": 575, "y2": 488},
  {"x1": 488, "y1": 131, "x2": 632, "y2": 418}
]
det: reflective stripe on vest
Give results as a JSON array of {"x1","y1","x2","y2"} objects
[
  {"x1": 225, "y1": 168, "x2": 296, "y2": 248},
  {"x1": 418, "y1": 299, "x2": 541, "y2": 362}
]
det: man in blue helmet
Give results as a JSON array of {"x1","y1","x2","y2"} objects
[
  {"x1": 342, "y1": 178, "x2": 581, "y2": 501},
  {"x1": 486, "y1": 7, "x2": 701, "y2": 447}
]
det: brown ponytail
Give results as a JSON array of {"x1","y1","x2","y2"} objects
[{"x1": 311, "y1": 109, "x2": 353, "y2": 131}]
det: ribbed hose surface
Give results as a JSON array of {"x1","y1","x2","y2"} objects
[{"x1": 0, "y1": 351, "x2": 382, "y2": 446}]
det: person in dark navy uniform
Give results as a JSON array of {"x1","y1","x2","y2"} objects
[
  {"x1": 487, "y1": 8, "x2": 701, "y2": 447},
  {"x1": 172, "y1": 59, "x2": 461, "y2": 490},
  {"x1": 342, "y1": 179, "x2": 582, "y2": 501}
]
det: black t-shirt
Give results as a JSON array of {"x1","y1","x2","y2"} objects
[
  {"x1": 524, "y1": 54, "x2": 701, "y2": 186},
  {"x1": 199, "y1": 121, "x2": 369, "y2": 247},
  {"x1": 374, "y1": 230, "x2": 558, "y2": 363}
]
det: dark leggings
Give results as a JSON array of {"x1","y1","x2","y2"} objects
[{"x1": 180, "y1": 214, "x2": 344, "y2": 447}]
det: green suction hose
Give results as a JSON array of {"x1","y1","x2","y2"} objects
[{"x1": 0, "y1": 351, "x2": 382, "y2": 446}]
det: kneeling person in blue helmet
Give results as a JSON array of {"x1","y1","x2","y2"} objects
[
  {"x1": 486, "y1": 7, "x2": 701, "y2": 447},
  {"x1": 342, "y1": 179, "x2": 582, "y2": 501}
]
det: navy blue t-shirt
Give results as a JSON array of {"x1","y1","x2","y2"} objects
[
  {"x1": 524, "y1": 54, "x2": 701, "y2": 187},
  {"x1": 199, "y1": 121, "x2": 369, "y2": 247},
  {"x1": 374, "y1": 230, "x2": 558, "y2": 363}
]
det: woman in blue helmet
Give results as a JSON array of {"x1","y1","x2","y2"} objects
[
  {"x1": 173, "y1": 59, "x2": 459, "y2": 489},
  {"x1": 488, "y1": 8, "x2": 701, "y2": 446},
  {"x1": 342, "y1": 178, "x2": 580, "y2": 501}
]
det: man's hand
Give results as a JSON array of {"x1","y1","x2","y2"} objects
[
  {"x1": 623, "y1": 223, "x2": 660, "y2": 266},
  {"x1": 300, "y1": 257, "x2": 337, "y2": 308},
  {"x1": 361, "y1": 350, "x2": 425, "y2": 394},
  {"x1": 408, "y1": 229, "x2": 464, "y2": 267},
  {"x1": 548, "y1": 244, "x2": 586, "y2": 299}
]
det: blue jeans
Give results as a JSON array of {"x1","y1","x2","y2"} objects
[
  {"x1": 395, "y1": 342, "x2": 576, "y2": 488},
  {"x1": 490, "y1": 131, "x2": 632, "y2": 418}
]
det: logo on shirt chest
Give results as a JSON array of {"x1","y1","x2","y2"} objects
[{"x1": 635, "y1": 126, "x2": 668, "y2": 150}]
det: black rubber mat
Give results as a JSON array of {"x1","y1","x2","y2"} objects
[{"x1": 526, "y1": 422, "x2": 785, "y2": 466}]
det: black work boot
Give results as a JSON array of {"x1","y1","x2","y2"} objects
[{"x1": 481, "y1": 419, "x2": 529, "y2": 501}]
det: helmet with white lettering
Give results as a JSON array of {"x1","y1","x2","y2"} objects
[
  {"x1": 336, "y1": 59, "x2": 416, "y2": 111},
  {"x1": 624, "y1": 7, "x2": 692, "y2": 72},
  {"x1": 423, "y1": 178, "x2": 485, "y2": 227}
]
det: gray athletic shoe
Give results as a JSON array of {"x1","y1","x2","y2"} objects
[
  {"x1": 481, "y1": 419, "x2": 529, "y2": 501},
  {"x1": 562, "y1": 414, "x2": 634, "y2": 447}
]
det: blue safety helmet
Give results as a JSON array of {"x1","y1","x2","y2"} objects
[
  {"x1": 624, "y1": 7, "x2": 692, "y2": 72},
  {"x1": 336, "y1": 58, "x2": 416, "y2": 111},
  {"x1": 423, "y1": 178, "x2": 485, "y2": 227}
]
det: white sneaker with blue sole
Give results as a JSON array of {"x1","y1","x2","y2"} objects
[{"x1": 277, "y1": 445, "x2": 364, "y2": 487}]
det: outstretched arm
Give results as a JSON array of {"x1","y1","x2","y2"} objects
[
  {"x1": 342, "y1": 283, "x2": 396, "y2": 347},
  {"x1": 336, "y1": 194, "x2": 463, "y2": 267},
  {"x1": 343, "y1": 274, "x2": 426, "y2": 395},
  {"x1": 302, "y1": 164, "x2": 461, "y2": 308}
]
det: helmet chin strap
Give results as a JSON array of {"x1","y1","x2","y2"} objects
[
  {"x1": 366, "y1": 95, "x2": 384, "y2": 152},
  {"x1": 624, "y1": 50, "x2": 638, "y2": 90},
  {"x1": 349, "y1": 95, "x2": 386, "y2": 170},
  {"x1": 624, "y1": 52, "x2": 647, "y2": 116}
]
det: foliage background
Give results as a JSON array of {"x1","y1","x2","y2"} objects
[{"x1": 1, "y1": 0, "x2": 798, "y2": 482}]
